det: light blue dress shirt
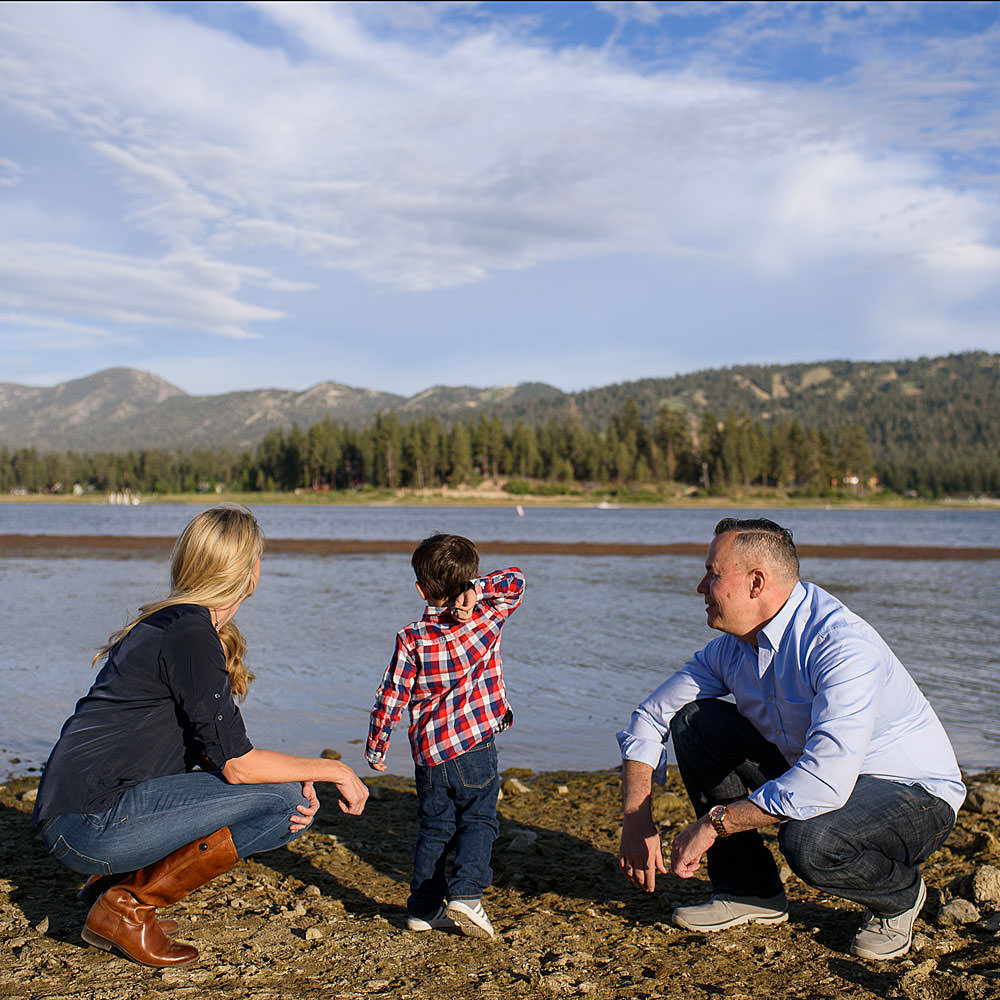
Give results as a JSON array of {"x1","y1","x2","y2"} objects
[{"x1": 617, "y1": 581, "x2": 966, "y2": 821}]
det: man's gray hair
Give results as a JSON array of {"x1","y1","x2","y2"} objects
[{"x1": 714, "y1": 517, "x2": 800, "y2": 581}]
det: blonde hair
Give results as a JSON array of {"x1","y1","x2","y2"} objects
[{"x1": 93, "y1": 504, "x2": 263, "y2": 699}]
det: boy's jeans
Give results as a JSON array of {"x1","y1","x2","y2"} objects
[
  {"x1": 409, "y1": 738, "x2": 500, "y2": 917},
  {"x1": 37, "y1": 770, "x2": 308, "y2": 874},
  {"x1": 671, "y1": 698, "x2": 956, "y2": 914}
]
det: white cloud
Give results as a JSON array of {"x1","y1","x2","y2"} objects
[{"x1": 0, "y1": 242, "x2": 282, "y2": 337}]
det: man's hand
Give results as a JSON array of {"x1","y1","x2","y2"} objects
[
  {"x1": 619, "y1": 812, "x2": 668, "y2": 892},
  {"x1": 368, "y1": 758, "x2": 387, "y2": 772},
  {"x1": 290, "y1": 780, "x2": 320, "y2": 833},
  {"x1": 669, "y1": 815, "x2": 716, "y2": 878}
]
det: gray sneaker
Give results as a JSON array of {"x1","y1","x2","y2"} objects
[
  {"x1": 446, "y1": 898, "x2": 495, "y2": 939},
  {"x1": 406, "y1": 904, "x2": 457, "y2": 932},
  {"x1": 850, "y1": 878, "x2": 926, "y2": 961},
  {"x1": 673, "y1": 891, "x2": 788, "y2": 932}
]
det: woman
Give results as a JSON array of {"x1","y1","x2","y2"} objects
[{"x1": 31, "y1": 504, "x2": 368, "y2": 968}]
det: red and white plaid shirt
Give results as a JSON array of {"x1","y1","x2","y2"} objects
[{"x1": 366, "y1": 568, "x2": 525, "y2": 767}]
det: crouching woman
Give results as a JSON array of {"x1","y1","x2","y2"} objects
[{"x1": 31, "y1": 504, "x2": 368, "y2": 968}]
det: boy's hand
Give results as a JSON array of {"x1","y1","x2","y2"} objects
[
  {"x1": 451, "y1": 585, "x2": 477, "y2": 622},
  {"x1": 368, "y1": 759, "x2": 387, "y2": 772}
]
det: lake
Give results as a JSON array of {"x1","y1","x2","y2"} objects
[{"x1": 2, "y1": 502, "x2": 998, "y2": 778}]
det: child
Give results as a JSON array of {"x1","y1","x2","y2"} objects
[{"x1": 366, "y1": 533, "x2": 524, "y2": 939}]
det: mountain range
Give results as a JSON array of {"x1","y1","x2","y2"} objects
[{"x1": 1, "y1": 352, "x2": 997, "y2": 457}]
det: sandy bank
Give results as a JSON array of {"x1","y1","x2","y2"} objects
[
  {"x1": 2, "y1": 534, "x2": 999, "y2": 561},
  {"x1": 3, "y1": 768, "x2": 999, "y2": 1000}
]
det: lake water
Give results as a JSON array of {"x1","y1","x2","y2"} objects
[{"x1": 2, "y1": 503, "x2": 998, "y2": 778}]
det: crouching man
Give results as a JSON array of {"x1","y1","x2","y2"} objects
[{"x1": 617, "y1": 517, "x2": 965, "y2": 960}]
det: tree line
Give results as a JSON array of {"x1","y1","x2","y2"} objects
[{"x1": 3, "y1": 396, "x2": 997, "y2": 498}]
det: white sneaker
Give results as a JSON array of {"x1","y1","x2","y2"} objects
[
  {"x1": 406, "y1": 904, "x2": 456, "y2": 932},
  {"x1": 672, "y1": 891, "x2": 789, "y2": 932},
  {"x1": 445, "y1": 898, "x2": 494, "y2": 939},
  {"x1": 850, "y1": 878, "x2": 926, "y2": 961}
]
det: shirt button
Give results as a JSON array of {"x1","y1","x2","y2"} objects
[
  {"x1": 216, "y1": 714, "x2": 223, "y2": 721},
  {"x1": 214, "y1": 693, "x2": 221, "y2": 699}
]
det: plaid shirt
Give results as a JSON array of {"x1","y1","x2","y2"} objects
[{"x1": 366, "y1": 568, "x2": 524, "y2": 767}]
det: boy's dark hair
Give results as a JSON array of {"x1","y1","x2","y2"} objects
[{"x1": 411, "y1": 533, "x2": 480, "y2": 603}]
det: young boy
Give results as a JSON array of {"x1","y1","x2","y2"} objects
[{"x1": 366, "y1": 533, "x2": 524, "y2": 939}]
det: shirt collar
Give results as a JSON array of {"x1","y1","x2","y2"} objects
[{"x1": 756, "y1": 581, "x2": 807, "y2": 652}]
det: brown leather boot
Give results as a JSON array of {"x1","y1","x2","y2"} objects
[
  {"x1": 82, "y1": 827, "x2": 238, "y2": 967},
  {"x1": 79, "y1": 875, "x2": 179, "y2": 936}
]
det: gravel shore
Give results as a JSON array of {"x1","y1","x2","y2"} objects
[{"x1": 3, "y1": 767, "x2": 999, "y2": 999}]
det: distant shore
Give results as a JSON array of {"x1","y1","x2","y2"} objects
[{"x1": 2, "y1": 488, "x2": 999, "y2": 510}]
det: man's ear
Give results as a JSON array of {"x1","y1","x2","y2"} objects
[
  {"x1": 748, "y1": 568, "x2": 766, "y2": 599},
  {"x1": 415, "y1": 581, "x2": 427, "y2": 601}
]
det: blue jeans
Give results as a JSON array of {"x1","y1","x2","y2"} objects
[
  {"x1": 671, "y1": 699, "x2": 956, "y2": 914},
  {"x1": 37, "y1": 771, "x2": 308, "y2": 875},
  {"x1": 409, "y1": 738, "x2": 500, "y2": 917}
]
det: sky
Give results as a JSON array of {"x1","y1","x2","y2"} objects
[{"x1": 1, "y1": 1, "x2": 999, "y2": 398}]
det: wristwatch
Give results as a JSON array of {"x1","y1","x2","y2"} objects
[{"x1": 708, "y1": 804, "x2": 730, "y2": 837}]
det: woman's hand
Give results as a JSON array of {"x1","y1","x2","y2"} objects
[
  {"x1": 290, "y1": 780, "x2": 320, "y2": 833},
  {"x1": 335, "y1": 767, "x2": 370, "y2": 815}
]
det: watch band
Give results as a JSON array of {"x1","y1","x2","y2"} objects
[{"x1": 709, "y1": 804, "x2": 729, "y2": 838}]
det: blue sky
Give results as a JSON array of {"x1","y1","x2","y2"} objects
[{"x1": 1, "y1": 1, "x2": 999, "y2": 397}]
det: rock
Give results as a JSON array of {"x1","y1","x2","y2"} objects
[
  {"x1": 556, "y1": 785, "x2": 569, "y2": 795},
  {"x1": 19, "y1": 788, "x2": 36, "y2": 803},
  {"x1": 320, "y1": 748, "x2": 341, "y2": 760},
  {"x1": 973, "y1": 830, "x2": 1000, "y2": 856},
  {"x1": 964, "y1": 783, "x2": 1000, "y2": 814},
  {"x1": 938, "y1": 898, "x2": 980, "y2": 926},
  {"x1": 900, "y1": 958, "x2": 938, "y2": 991},
  {"x1": 778, "y1": 865, "x2": 793, "y2": 884},
  {"x1": 911, "y1": 932, "x2": 930, "y2": 952},
  {"x1": 305, "y1": 926, "x2": 323, "y2": 941},
  {"x1": 509, "y1": 830, "x2": 538, "y2": 853},
  {"x1": 33, "y1": 916, "x2": 49, "y2": 934},
  {"x1": 503, "y1": 778, "x2": 531, "y2": 795},
  {"x1": 306, "y1": 884, "x2": 322, "y2": 898},
  {"x1": 972, "y1": 864, "x2": 1000, "y2": 906}
]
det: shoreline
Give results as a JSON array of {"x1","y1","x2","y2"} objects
[
  {"x1": 3, "y1": 490, "x2": 999, "y2": 510},
  {"x1": 3, "y1": 767, "x2": 999, "y2": 999}
]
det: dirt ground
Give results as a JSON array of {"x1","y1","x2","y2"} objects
[{"x1": 2, "y1": 767, "x2": 999, "y2": 1000}]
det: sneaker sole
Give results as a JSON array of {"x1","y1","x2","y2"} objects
[
  {"x1": 445, "y1": 906, "x2": 494, "y2": 939},
  {"x1": 673, "y1": 910, "x2": 788, "y2": 932}
]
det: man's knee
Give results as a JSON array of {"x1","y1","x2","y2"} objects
[
  {"x1": 668, "y1": 700, "x2": 700, "y2": 748},
  {"x1": 779, "y1": 816, "x2": 856, "y2": 887}
]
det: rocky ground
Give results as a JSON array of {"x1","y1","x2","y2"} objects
[{"x1": 2, "y1": 767, "x2": 999, "y2": 1000}]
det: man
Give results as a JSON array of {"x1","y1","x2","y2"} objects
[{"x1": 617, "y1": 517, "x2": 964, "y2": 961}]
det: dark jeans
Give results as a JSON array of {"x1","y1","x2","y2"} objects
[
  {"x1": 409, "y1": 738, "x2": 500, "y2": 917},
  {"x1": 38, "y1": 770, "x2": 308, "y2": 875},
  {"x1": 671, "y1": 699, "x2": 956, "y2": 914}
]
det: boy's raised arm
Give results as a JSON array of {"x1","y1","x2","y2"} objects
[{"x1": 476, "y1": 567, "x2": 525, "y2": 615}]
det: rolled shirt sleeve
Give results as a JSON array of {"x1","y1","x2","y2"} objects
[{"x1": 164, "y1": 618, "x2": 253, "y2": 771}]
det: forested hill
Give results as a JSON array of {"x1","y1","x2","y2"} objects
[{"x1": 1, "y1": 353, "x2": 997, "y2": 473}]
